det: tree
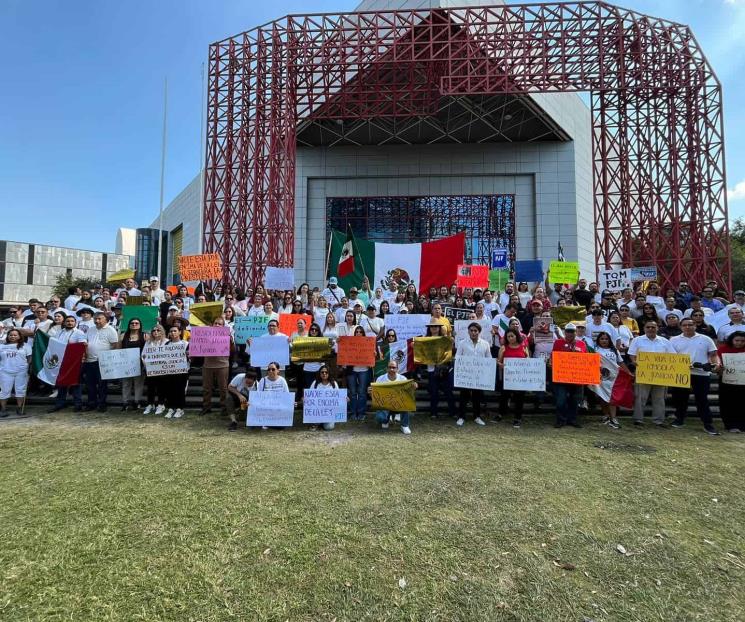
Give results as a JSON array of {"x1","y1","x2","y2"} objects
[
  {"x1": 731, "y1": 218, "x2": 745, "y2": 293},
  {"x1": 52, "y1": 274, "x2": 100, "y2": 299}
]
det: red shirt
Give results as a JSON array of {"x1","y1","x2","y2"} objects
[
  {"x1": 502, "y1": 343, "x2": 529, "y2": 358},
  {"x1": 552, "y1": 338, "x2": 588, "y2": 353}
]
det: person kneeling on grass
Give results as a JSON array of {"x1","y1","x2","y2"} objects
[
  {"x1": 226, "y1": 369, "x2": 258, "y2": 431},
  {"x1": 369, "y1": 360, "x2": 417, "y2": 435}
]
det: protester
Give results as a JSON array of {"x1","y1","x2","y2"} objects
[
  {"x1": 455, "y1": 322, "x2": 491, "y2": 427},
  {"x1": 119, "y1": 318, "x2": 147, "y2": 410},
  {"x1": 371, "y1": 359, "x2": 415, "y2": 434},
  {"x1": 497, "y1": 327, "x2": 530, "y2": 427},
  {"x1": 227, "y1": 369, "x2": 258, "y2": 431},
  {"x1": 47, "y1": 315, "x2": 87, "y2": 413},
  {"x1": 718, "y1": 331, "x2": 745, "y2": 433},
  {"x1": 306, "y1": 364, "x2": 343, "y2": 431},
  {"x1": 346, "y1": 325, "x2": 371, "y2": 421},
  {"x1": 550, "y1": 323, "x2": 587, "y2": 428},
  {"x1": 82, "y1": 311, "x2": 119, "y2": 412},
  {"x1": 164, "y1": 325, "x2": 190, "y2": 419},
  {"x1": 423, "y1": 322, "x2": 455, "y2": 420},
  {"x1": 200, "y1": 318, "x2": 233, "y2": 416},
  {"x1": 628, "y1": 322, "x2": 675, "y2": 427},
  {"x1": 0, "y1": 329, "x2": 32, "y2": 416}
]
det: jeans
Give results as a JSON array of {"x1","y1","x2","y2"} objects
[
  {"x1": 634, "y1": 383, "x2": 667, "y2": 424},
  {"x1": 670, "y1": 374, "x2": 713, "y2": 426},
  {"x1": 375, "y1": 410, "x2": 410, "y2": 427},
  {"x1": 458, "y1": 388, "x2": 483, "y2": 419},
  {"x1": 55, "y1": 384, "x2": 82, "y2": 409},
  {"x1": 82, "y1": 361, "x2": 108, "y2": 408},
  {"x1": 553, "y1": 383, "x2": 582, "y2": 425},
  {"x1": 428, "y1": 369, "x2": 455, "y2": 418},
  {"x1": 346, "y1": 369, "x2": 370, "y2": 419}
]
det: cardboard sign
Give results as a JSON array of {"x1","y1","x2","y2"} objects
[
  {"x1": 119, "y1": 305, "x2": 159, "y2": 333},
  {"x1": 533, "y1": 317, "x2": 555, "y2": 343},
  {"x1": 125, "y1": 296, "x2": 145, "y2": 306},
  {"x1": 600, "y1": 268, "x2": 632, "y2": 292},
  {"x1": 190, "y1": 326, "x2": 231, "y2": 357},
  {"x1": 413, "y1": 336, "x2": 453, "y2": 366},
  {"x1": 250, "y1": 335, "x2": 290, "y2": 368},
  {"x1": 142, "y1": 342, "x2": 190, "y2": 377},
  {"x1": 98, "y1": 348, "x2": 141, "y2": 380},
  {"x1": 454, "y1": 355, "x2": 497, "y2": 391},
  {"x1": 635, "y1": 351, "x2": 691, "y2": 388},
  {"x1": 551, "y1": 351, "x2": 601, "y2": 385},
  {"x1": 247, "y1": 391, "x2": 295, "y2": 427},
  {"x1": 503, "y1": 358, "x2": 546, "y2": 391},
  {"x1": 337, "y1": 336, "x2": 376, "y2": 367},
  {"x1": 630, "y1": 266, "x2": 657, "y2": 281},
  {"x1": 489, "y1": 269, "x2": 510, "y2": 291},
  {"x1": 491, "y1": 249, "x2": 508, "y2": 269},
  {"x1": 514, "y1": 260, "x2": 543, "y2": 283},
  {"x1": 264, "y1": 266, "x2": 295, "y2": 291},
  {"x1": 550, "y1": 306, "x2": 587, "y2": 329},
  {"x1": 370, "y1": 379, "x2": 416, "y2": 412},
  {"x1": 443, "y1": 306, "x2": 473, "y2": 321},
  {"x1": 384, "y1": 314, "x2": 430, "y2": 341},
  {"x1": 722, "y1": 353, "x2": 745, "y2": 386},
  {"x1": 302, "y1": 388, "x2": 348, "y2": 423},
  {"x1": 178, "y1": 253, "x2": 222, "y2": 281},
  {"x1": 548, "y1": 261, "x2": 580, "y2": 284},
  {"x1": 234, "y1": 315, "x2": 270, "y2": 344},
  {"x1": 456, "y1": 264, "x2": 489, "y2": 289},
  {"x1": 290, "y1": 337, "x2": 331, "y2": 363},
  {"x1": 278, "y1": 313, "x2": 313, "y2": 337},
  {"x1": 188, "y1": 302, "x2": 225, "y2": 327}
]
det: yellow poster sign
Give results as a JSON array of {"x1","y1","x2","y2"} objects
[
  {"x1": 290, "y1": 337, "x2": 332, "y2": 363},
  {"x1": 413, "y1": 336, "x2": 453, "y2": 366},
  {"x1": 188, "y1": 302, "x2": 225, "y2": 327},
  {"x1": 635, "y1": 352, "x2": 691, "y2": 388},
  {"x1": 550, "y1": 305, "x2": 587, "y2": 329},
  {"x1": 371, "y1": 379, "x2": 417, "y2": 412}
]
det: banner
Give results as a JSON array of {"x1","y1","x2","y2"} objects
[
  {"x1": 454, "y1": 356, "x2": 496, "y2": 391},
  {"x1": 290, "y1": 337, "x2": 331, "y2": 363},
  {"x1": 337, "y1": 336, "x2": 376, "y2": 367},
  {"x1": 119, "y1": 305, "x2": 159, "y2": 333},
  {"x1": 178, "y1": 253, "x2": 222, "y2": 281},
  {"x1": 503, "y1": 358, "x2": 546, "y2": 391},
  {"x1": 635, "y1": 352, "x2": 691, "y2": 388},
  {"x1": 551, "y1": 351, "x2": 601, "y2": 385},
  {"x1": 599, "y1": 268, "x2": 632, "y2": 292},
  {"x1": 250, "y1": 335, "x2": 290, "y2": 368},
  {"x1": 548, "y1": 261, "x2": 580, "y2": 284},
  {"x1": 278, "y1": 313, "x2": 313, "y2": 336},
  {"x1": 98, "y1": 348, "x2": 141, "y2": 380},
  {"x1": 107, "y1": 268, "x2": 136, "y2": 283},
  {"x1": 550, "y1": 305, "x2": 587, "y2": 329},
  {"x1": 142, "y1": 342, "x2": 189, "y2": 377},
  {"x1": 302, "y1": 388, "x2": 348, "y2": 423},
  {"x1": 190, "y1": 326, "x2": 231, "y2": 357},
  {"x1": 247, "y1": 391, "x2": 295, "y2": 427},
  {"x1": 413, "y1": 336, "x2": 453, "y2": 366},
  {"x1": 370, "y1": 379, "x2": 417, "y2": 412},
  {"x1": 444, "y1": 306, "x2": 473, "y2": 321},
  {"x1": 489, "y1": 269, "x2": 510, "y2": 291},
  {"x1": 188, "y1": 302, "x2": 225, "y2": 327},
  {"x1": 456, "y1": 264, "x2": 489, "y2": 289},
  {"x1": 722, "y1": 353, "x2": 745, "y2": 385},
  {"x1": 630, "y1": 266, "x2": 657, "y2": 281},
  {"x1": 234, "y1": 315, "x2": 270, "y2": 344},
  {"x1": 265, "y1": 266, "x2": 295, "y2": 291},
  {"x1": 491, "y1": 249, "x2": 508, "y2": 269},
  {"x1": 384, "y1": 314, "x2": 430, "y2": 341},
  {"x1": 125, "y1": 296, "x2": 145, "y2": 306},
  {"x1": 514, "y1": 260, "x2": 543, "y2": 282}
]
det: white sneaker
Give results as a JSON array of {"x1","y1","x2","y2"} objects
[
  {"x1": 261, "y1": 426, "x2": 269, "y2": 430},
  {"x1": 381, "y1": 423, "x2": 389, "y2": 429},
  {"x1": 155, "y1": 405, "x2": 165, "y2": 415},
  {"x1": 173, "y1": 409, "x2": 184, "y2": 418},
  {"x1": 456, "y1": 417, "x2": 465, "y2": 427},
  {"x1": 143, "y1": 404, "x2": 154, "y2": 415},
  {"x1": 401, "y1": 426, "x2": 411, "y2": 435},
  {"x1": 165, "y1": 409, "x2": 174, "y2": 419},
  {"x1": 475, "y1": 417, "x2": 486, "y2": 426},
  {"x1": 394, "y1": 414, "x2": 401, "y2": 422},
  {"x1": 50, "y1": 390, "x2": 58, "y2": 399}
]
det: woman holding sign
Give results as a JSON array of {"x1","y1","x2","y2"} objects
[
  {"x1": 142, "y1": 325, "x2": 169, "y2": 415},
  {"x1": 346, "y1": 325, "x2": 371, "y2": 421},
  {"x1": 593, "y1": 331, "x2": 632, "y2": 429},
  {"x1": 118, "y1": 318, "x2": 147, "y2": 411},
  {"x1": 718, "y1": 331, "x2": 745, "y2": 432},
  {"x1": 163, "y1": 326, "x2": 190, "y2": 419},
  {"x1": 423, "y1": 323, "x2": 456, "y2": 420},
  {"x1": 306, "y1": 365, "x2": 344, "y2": 431},
  {"x1": 497, "y1": 328, "x2": 530, "y2": 428}
]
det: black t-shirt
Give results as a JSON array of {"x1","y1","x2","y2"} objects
[{"x1": 573, "y1": 288, "x2": 593, "y2": 309}]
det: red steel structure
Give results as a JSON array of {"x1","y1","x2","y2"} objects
[{"x1": 203, "y1": 1, "x2": 729, "y2": 292}]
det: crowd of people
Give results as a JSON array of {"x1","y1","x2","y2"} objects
[{"x1": 1, "y1": 272, "x2": 744, "y2": 437}]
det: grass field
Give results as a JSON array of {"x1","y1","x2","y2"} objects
[{"x1": 1, "y1": 410, "x2": 744, "y2": 622}]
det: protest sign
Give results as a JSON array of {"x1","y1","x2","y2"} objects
[
  {"x1": 188, "y1": 302, "x2": 225, "y2": 327},
  {"x1": 250, "y1": 335, "x2": 290, "y2": 368},
  {"x1": 125, "y1": 296, "x2": 145, "y2": 306},
  {"x1": 384, "y1": 314, "x2": 429, "y2": 340},
  {"x1": 548, "y1": 261, "x2": 580, "y2": 284},
  {"x1": 722, "y1": 353, "x2": 745, "y2": 385},
  {"x1": 532, "y1": 316, "x2": 555, "y2": 343},
  {"x1": 503, "y1": 358, "x2": 546, "y2": 391},
  {"x1": 337, "y1": 336, "x2": 376, "y2": 367},
  {"x1": 98, "y1": 348, "x2": 141, "y2": 380},
  {"x1": 630, "y1": 266, "x2": 657, "y2": 281},
  {"x1": 291, "y1": 337, "x2": 331, "y2": 363},
  {"x1": 551, "y1": 351, "x2": 601, "y2": 385},
  {"x1": 443, "y1": 306, "x2": 473, "y2": 321},
  {"x1": 550, "y1": 305, "x2": 587, "y2": 329},
  {"x1": 278, "y1": 313, "x2": 313, "y2": 337},
  {"x1": 371, "y1": 379, "x2": 417, "y2": 412},
  {"x1": 233, "y1": 315, "x2": 270, "y2": 344},
  {"x1": 635, "y1": 352, "x2": 691, "y2": 388},
  {"x1": 190, "y1": 326, "x2": 231, "y2": 357},
  {"x1": 107, "y1": 268, "x2": 135, "y2": 283},
  {"x1": 489, "y1": 269, "x2": 510, "y2": 291},
  {"x1": 413, "y1": 336, "x2": 453, "y2": 366},
  {"x1": 514, "y1": 260, "x2": 543, "y2": 282},
  {"x1": 302, "y1": 388, "x2": 348, "y2": 423},
  {"x1": 119, "y1": 305, "x2": 159, "y2": 333},
  {"x1": 706, "y1": 307, "x2": 731, "y2": 334},
  {"x1": 454, "y1": 319, "x2": 491, "y2": 342},
  {"x1": 265, "y1": 266, "x2": 295, "y2": 291},
  {"x1": 142, "y1": 342, "x2": 189, "y2": 377},
  {"x1": 247, "y1": 391, "x2": 296, "y2": 427},
  {"x1": 454, "y1": 356, "x2": 496, "y2": 391},
  {"x1": 457, "y1": 265, "x2": 489, "y2": 289},
  {"x1": 491, "y1": 249, "x2": 508, "y2": 269},
  {"x1": 178, "y1": 253, "x2": 222, "y2": 281},
  {"x1": 599, "y1": 268, "x2": 632, "y2": 292}
]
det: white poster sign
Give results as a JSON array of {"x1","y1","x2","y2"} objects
[
  {"x1": 384, "y1": 314, "x2": 430, "y2": 341},
  {"x1": 98, "y1": 348, "x2": 141, "y2": 380},
  {"x1": 722, "y1": 353, "x2": 745, "y2": 386},
  {"x1": 247, "y1": 391, "x2": 296, "y2": 427},
  {"x1": 142, "y1": 342, "x2": 190, "y2": 377},
  {"x1": 707, "y1": 307, "x2": 732, "y2": 334},
  {"x1": 250, "y1": 335, "x2": 290, "y2": 368},
  {"x1": 454, "y1": 355, "x2": 496, "y2": 391},
  {"x1": 630, "y1": 266, "x2": 657, "y2": 281},
  {"x1": 599, "y1": 268, "x2": 632, "y2": 292},
  {"x1": 264, "y1": 266, "x2": 295, "y2": 291},
  {"x1": 454, "y1": 319, "x2": 491, "y2": 343},
  {"x1": 302, "y1": 388, "x2": 348, "y2": 423},
  {"x1": 502, "y1": 358, "x2": 546, "y2": 391}
]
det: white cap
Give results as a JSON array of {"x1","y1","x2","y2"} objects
[
  {"x1": 564, "y1": 323, "x2": 577, "y2": 331},
  {"x1": 149, "y1": 276, "x2": 159, "y2": 282}
]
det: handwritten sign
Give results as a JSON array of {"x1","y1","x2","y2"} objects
[
  {"x1": 722, "y1": 353, "x2": 745, "y2": 385},
  {"x1": 142, "y1": 342, "x2": 190, "y2": 377},
  {"x1": 190, "y1": 326, "x2": 231, "y2": 357},
  {"x1": 234, "y1": 315, "x2": 270, "y2": 344},
  {"x1": 370, "y1": 379, "x2": 416, "y2": 412},
  {"x1": 291, "y1": 337, "x2": 331, "y2": 363},
  {"x1": 278, "y1": 313, "x2": 313, "y2": 337},
  {"x1": 250, "y1": 335, "x2": 290, "y2": 368},
  {"x1": 457, "y1": 264, "x2": 489, "y2": 289},
  {"x1": 264, "y1": 266, "x2": 295, "y2": 291},
  {"x1": 503, "y1": 358, "x2": 546, "y2": 391},
  {"x1": 600, "y1": 268, "x2": 632, "y2": 292},
  {"x1": 188, "y1": 301, "x2": 224, "y2": 327},
  {"x1": 98, "y1": 348, "x2": 141, "y2": 380},
  {"x1": 454, "y1": 356, "x2": 496, "y2": 391},
  {"x1": 247, "y1": 391, "x2": 295, "y2": 427},
  {"x1": 551, "y1": 351, "x2": 601, "y2": 385},
  {"x1": 302, "y1": 388, "x2": 348, "y2": 423},
  {"x1": 119, "y1": 305, "x2": 159, "y2": 333},
  {"x1": 444, "y1": 306, "x2": 473, "y2": 321},
  {"x1": 630, "y1": 266, "x2": 657, "y2": 281},
  {"x1": 337, "y1": 336, "x2": 376, "y2": 367},
  {"x1": 413, "y1": 336, "x2": 453, "y2": 366},
  {"x1": 548, "y1": 261, "x2": 580, "y2": 284},
  {"x1": 178, "y1": 253, "x2": 222, "y2": 281},
  {"x1": 635, "y1": 351, "x2": 691, "y2": 388},
  {"x1": 384, "y1": 314, "x2": 430, "y2": 341}
]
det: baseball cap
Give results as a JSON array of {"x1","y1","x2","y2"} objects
[
  {"x1": 168, "y1": 305, "x2": 179, "y2": 311},
  {"x1": 328, "y1": 277, "x2": 338, "y2": 285},
  {"x1": 150, "y1": 276, "x2": 159, "y2": 282},
  {"x1": 564, "y1": 323, "x2": 577, "y2": 331},
  {"x1": 735, "y1": 290, "x2": 745, "y2": 296}
]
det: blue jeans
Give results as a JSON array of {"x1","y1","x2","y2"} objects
[
  {"x1": 82, "y1": 361, "x2": 108, "y2": 408},
  {"x1": 375, "y1": 410, "x2": 410, "y2": 427},
  {"x1": 55, "y1": 384, "x2": 82, "y2": 409},
  {"x1": 428, "y1": 369, "x2": 455, "y2": 418},
  {"x1": 346, "y1": 369, "x2": 370, "y2": 419},
  {"x1": 553, "y1": 383, "x2": 582, "y2": 425}
]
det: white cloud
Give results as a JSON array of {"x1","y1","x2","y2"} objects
[{"x1": 728, "y1": 179, "x2": 745, "y2": 201}]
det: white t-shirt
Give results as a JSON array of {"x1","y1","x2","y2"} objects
[
  {"x1": 247, "y1": 305, "x2": 266, "y2": 317},
  {"x1": 595, "y1": 346, "x2": 622, "y2": 365},
  {"x1": 482, "y1": 300, "x2": 501, "y2": 318},
  {"x1": 358, "y1": 315, "x2": 384, "y2": 337},
  {"x1": 64, "y1": 295, "x2": 80, "y2": 311},
  {"x1": 229, "y1": 374, "x2": 258, "y2": 397},
  {"x1": 85, "y1": 325, "x2": 119, "y2": 362},
  {"x1": 257, "y1": 376, "x2": 290, "y2": 392},
  {"x1": 628, "y1": 334, "x2": 675, "y2": 356},
  {"x1": 375, "y1": 372, "x2": 407, "y2": 384},
  {"x1": 670, "y1": 333, "x2": 717, "y2": 376},
  {"x1": 57, "y1": 328, "x2": 87, "y2": 344},
  {"x1": 585, "y1": 321, "x2": 618, "y2": 345},
  {"x1": 717, "y1": 323, "x2": 745, "y2": 342},
  {"x1": 0, "y1": 343, "x2": 32, "y2": 373},
  {"x1": 321, "y1": 286, "x2": 345, "y2": 306}
]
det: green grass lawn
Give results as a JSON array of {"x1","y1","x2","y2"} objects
[{"x1": 1, "y1": 410, "x2": 744, "y2": 622}]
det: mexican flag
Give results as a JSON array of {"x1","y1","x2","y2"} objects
[
  {"x1": 329, "y1": 230, "x2": 465, "y2": 293},
  {"x1": 31, "y1": 331, "x2": 86, "y2": 387},
  {"x1": 374, "y1": 340, "x2": 413, "y2": 378},
  {"x1": 587, "y1": 357, "x2": 635, "y2": 409}
]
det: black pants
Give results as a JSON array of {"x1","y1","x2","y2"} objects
[
  {"x1": 670, "y1": 374, "x2": 712, "y2": 426},
  {"x1": 499, "y1": 390, "x2": 524, "y2": 420},
  {"x1": 459, "y1": 388, "x2": 483, "y2": 419},
  {"x1": 146, "y1": 376, "x2": 167, "y2": 405},
  {"x1": 164, "y1": 374, "x2": 189, "y2": 409},
  {"x1": 719, "y1": 382, "x2": 745, "y2": 430}
]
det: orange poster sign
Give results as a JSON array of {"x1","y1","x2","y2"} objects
[
  {"x1": 337, "y1": 336, "x2": 377, "y2": 367},
  {"x1": 551, "y1": 351, "x2": 601, "y2": 385},
  {"x1": 278, "y1": 313, "x2": 313, "y2": 337},
  {"x1": 178, "y1": 253, "x2": 222, "y2": 281}
]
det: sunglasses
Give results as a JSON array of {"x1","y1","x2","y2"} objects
[{"x1": 267, "y1": 367, "x2": 278, "y2": 371}]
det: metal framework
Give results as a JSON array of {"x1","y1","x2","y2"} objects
[{"x1": 204, "y1": 1, "x2": 729, "y2": 292}]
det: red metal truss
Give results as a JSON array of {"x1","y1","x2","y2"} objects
[{"x1": 203, "y1": 1, "x2": 729, "y2": 293}]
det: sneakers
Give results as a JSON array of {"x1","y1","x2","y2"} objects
[
  {"x1": 381, "y1": 422, "x2": 389, "y2": 429},
  {"x1": 143, "y1": 404, "x2": 154, "y2": 415},
  {"x1": 49, "y1": 389, "x2": 58, "y2": 399},
  {"x1": 165, "y1": 409, "x2": 174, "y2": 419},
  {"x1": 474, "y1": 417, "x2": 486, "y2": 426},
  {"x1": 632, "y1": 420, "x2": 644, "y2": 427},
  {"x1": 512, "y1": 420, "x2": 521, "y2": 429},
  {"x1": 261, "y1": 426, "x2": 269, "y2": 430},
  {"x1": 0, "y1": 409, "x2": 7, "y2": 418},
  {"x1": 155, "y1": 405, "x2": 165, "y2": 415},
  {"x1": 173, "y1": 409, "x2": 184, "y2": 419},
  {"x1": 704, "y1": 425, "x2": 720, "y2": 436},
  {"x1": 607, "y1": 417, "x2": 621, "y2": 429},
  {"x1": 727, "y1": 428, "x2": 741, "y2": 433},
  {"x1": 671, "y1": 419, "x2": 685, "y2": 429},
  {"x1": 228, "y1": 421, "x2": 238, "y2": 431},
  {"x1": 401, "y1": 426, "x2": 411, "y2": 435},
  {"x1": 394, "y1": 414, "x2": 401, "y2": 423},
  {"x1": 456, "y1": 418, "x2": 465, "y2": 427}
]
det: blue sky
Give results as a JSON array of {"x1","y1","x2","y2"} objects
[{"x1": 1, "y1": 0, "x2": 744, "y2": 253}]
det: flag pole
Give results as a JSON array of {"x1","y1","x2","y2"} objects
[
  {"x1": 324, "y1": 229, "x2": 333, "y2": 281},
  {"x1": 350, "y1": 224, "x2": 370, "y2": 288},
  {"x1": 156, "y1": 77, "x2": 168, "y2": 285}
]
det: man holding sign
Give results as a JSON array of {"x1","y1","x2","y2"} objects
[
  {"x1": 454, "y1": 322, "x2": 492, "y2": 427},
  {"x1": 369, "y1": 360, "x2": 417, "y2": 435},
  {"x1": 550, "y1": 323, "x2": 588, "y2": 428},
  {"x1": 628, "y1": 322, "x2": 675, "y2": 427}
]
